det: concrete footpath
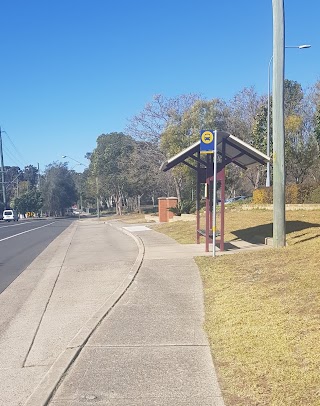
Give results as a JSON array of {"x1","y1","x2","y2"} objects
[{"x1": 0, "y1": 218, "x2": 233, "y2": 405}]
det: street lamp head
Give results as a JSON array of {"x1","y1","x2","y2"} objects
[
  {"x1": 298, "y1": 44, "x2": 311, "y2": 49},
  {"x1": 62, "y1": 155, "x2": 67, "y2": 158}
]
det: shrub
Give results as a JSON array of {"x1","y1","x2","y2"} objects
[
  {"x1": 168, "y1": 200, "x2": 196, "y2": 216},
  {"x1": 286, "y1": 184, "x2": 299, "y2": 204},
  {"x1": 253, "y1": 183, "x2": 318, "y2": 204},
  {"x1": 253, "y1": 187, "x2": 272, "y2": 204},
  {"x1": 307, "y1": 185, "x2": 320, "y2": 203}
]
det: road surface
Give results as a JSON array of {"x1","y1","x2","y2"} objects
[{"x1": 0, "y1": 218, "x2": 74, "y2": 293}]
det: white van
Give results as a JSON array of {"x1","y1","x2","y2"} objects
[{"x1": 3, "y1": 209, "x2": 19, "y2": 222}]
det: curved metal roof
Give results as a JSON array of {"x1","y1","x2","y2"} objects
[{"x1": 160, "y1": 131, "x2": 270, "y2": 172}]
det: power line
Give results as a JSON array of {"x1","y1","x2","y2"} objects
[
  {"x1": 3, "y1": 131, "x2": 28, "y2": 167},
  {"x1": 2, "y1": 145, "x2": 26, "y2": 168}
]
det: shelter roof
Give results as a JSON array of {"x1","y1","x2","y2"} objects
[{"x1": 160, "y1": 131, "x2": 270, "y2": 172}]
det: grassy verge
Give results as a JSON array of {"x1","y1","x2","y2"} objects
[{"x1": 153, "y1": 208, "x2": 320, "y2": 406}]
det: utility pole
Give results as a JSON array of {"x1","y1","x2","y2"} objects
[
  {"x1": 0, "y1": 127, "x2": 7, "y2": 208},
  {"x1": 272, "y1": 0, "x2": 286, "y2": 247}
]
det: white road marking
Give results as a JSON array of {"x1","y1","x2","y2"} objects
[
  {"x1": 0, "y1": 222, "x2": 56, "y2": 242},
  {"x1": 0, "y1": 221, "x2": 36, "y2": 229}
]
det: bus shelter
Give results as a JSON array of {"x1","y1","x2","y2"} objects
[{"x1": 160, "y1": 131, "x2": 270, "y2": 252}]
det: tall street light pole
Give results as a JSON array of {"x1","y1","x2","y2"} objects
[
  {"x1": 272, "y1": 0, "x2": 285, "y2": 247},
  {"x1": 266, "y1": 44, "x2": 311, "y2": 187}
]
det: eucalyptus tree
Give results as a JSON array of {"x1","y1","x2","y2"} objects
[
  {"x1": 41, "y1": 162, "x2": 78, "y2": 216},
  {"x1": 23, "y1": 165, "x2": 39, "y2": 189},
  {"x1": 88, "y1": 132, "x2": 136, "y2": 214}
]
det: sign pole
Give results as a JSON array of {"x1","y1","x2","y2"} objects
[
  {"x1": 212, "y1": 130, "x2": 217, "y2": 257},
  {"x1": 199, "y1": 129, "x2": 216, "y2": 255}
]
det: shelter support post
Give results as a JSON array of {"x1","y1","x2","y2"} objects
[
  {"x1": 196, "y1": 154, "x2": 200, "y2": 244},
  {"x1": 205, "y1": 155, "x2": 210, "y2": 252},
  {"x1": 218, "y1": 169, "x2": 225, "y2": 252}
]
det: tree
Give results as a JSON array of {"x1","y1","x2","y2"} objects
[
  {"x1": 284, "y1": 79, "x2": 303, "y2": 117},
  {"x1": 14, "y1": 190, "x2": 43, "y2": 216},
  {"x1": 126, "y1": 93, "x2": 202, "y2": 145},
  {"x1": 160, "y1": 99, "x2": 228, "y2": 202},
  {"x1": 224, "y1": 87, "x2": 266, "y2": 192},
  {"x1": 314, "y1": 103, "x2": 320, "y2": 152},
  {"x1": 285, "y1": 114, "x2": 318, "y2": 183},
  {"x1": 41, "y1": 163, "x2": 77, "y2": 216},
  {"x1": 225, "y1": 87, "x2": 264, "y2": 142},
  {"x1": 282, "y1": 80, "x2": 319, "y2": 184},
  {"x1": 23, "y1": 165, "x2": 39, "y2": 189},
  {"x1": 2, "y1": 166, "x2": 22, "y2": 204},
  {"x1": 88, "y1": 133, "x2": 136, "y2": 215},
  {"x1": 126, "y1": 93, "x2": 202, "y2": 202}
]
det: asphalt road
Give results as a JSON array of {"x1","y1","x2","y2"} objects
[{"x1": 0, "y1": 218, "x2": 74, "y2": 294}]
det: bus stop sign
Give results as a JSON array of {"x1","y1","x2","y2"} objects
[{"x1": 200, "y1": 130, "x2": 214, "y2": 154}]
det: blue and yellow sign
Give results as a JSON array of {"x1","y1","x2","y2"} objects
[{"x1": 200, "y1": 130, "x2": 214, "y2": 154}]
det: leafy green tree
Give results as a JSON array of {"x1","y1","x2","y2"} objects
[
  {"x1": 2, "y1": 166, "x2": 22, "y2": 203},
  {"x1": 14, "y1": 190, "x2": 43, "y2": 216},
  {"x1": 41, "y1": 163, "x2": 77, "y2": 216},
  {"x1": 284, "y1": 79, "x2": 303, "y2": 117},
  {"x1": 252, "y1": 104, "x2": 268, "y2": 153},
  {"x1": 88, "y1": 133, "x2": 135, "y2": 214},
  {"x1": 160, "y1": 99, "x2": 227, "y2": 202},
  {"x1": 23, "y1": 165, "x2": 39, "y2": 189}
]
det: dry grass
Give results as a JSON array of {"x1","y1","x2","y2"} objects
[{"x1": 154, "y1": 208, "x2": 320, "y2": 406}]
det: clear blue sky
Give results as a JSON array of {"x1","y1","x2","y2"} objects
[{"x1": 0, "y1": 0, "x2": 318, "y2": 172}]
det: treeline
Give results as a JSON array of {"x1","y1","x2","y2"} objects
[
  {"x1": 0, "y1": 163, "x2": 78, "y2": 216},
  {"x1": 2, "y1": 78, "x2": 320, "y2": 215},
  {"x1": 81, "y1": 79, "x2": 320, "y2": 212}
]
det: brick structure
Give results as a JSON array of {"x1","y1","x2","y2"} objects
[{"x1": 158, "y1": 197, "x2": 178, "y2": 222}]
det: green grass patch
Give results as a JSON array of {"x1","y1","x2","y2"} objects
[{"x1": 154, "y1": 208, "x2": 320, "y2": 405}]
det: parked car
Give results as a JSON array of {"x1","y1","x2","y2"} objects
[
  {"x1": 225, "y1": 196, "x2": 250, "y2": 204},
  {"x1": 3, "y1": 209, "x2": 19, "y2": 222}
]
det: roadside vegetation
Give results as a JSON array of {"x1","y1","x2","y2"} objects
[
  {"x1": 153, "y1": 207, "x2": 320, "y2": 406},
  {"x1": 3, "y1": 79, "x2": 320, "y2": 218}
]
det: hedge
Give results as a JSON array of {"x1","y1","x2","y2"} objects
[{"x1": 252, "y1": 183, "x2": 320, "y2": 204}]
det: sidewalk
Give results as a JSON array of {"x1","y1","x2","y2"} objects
[
  {"x1": 1, "y1": 217, "x2": 269, "y2": 405},
  {"x1": 0, "y1": 219, "x2": 138, "y2": 406},
  {"x1": 21, "y1": 219, "x2": 226, "y2": 406},
  {"x1": 46, "y1": 221, "x2": 225, "y2": 405}
]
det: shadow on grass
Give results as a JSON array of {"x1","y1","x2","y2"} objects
[{"x1": 232, "y1": 221, "x2": 320, "y2": 244}]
